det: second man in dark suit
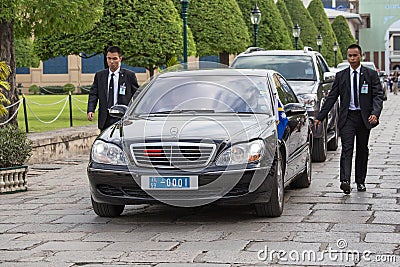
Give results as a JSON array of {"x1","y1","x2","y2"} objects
[
  {"x1": 87, "y1": 46, "x2": 139, "y2": 131},
  {"x1": 314, "y1": 44, "x2": 383, "y2": 194}
]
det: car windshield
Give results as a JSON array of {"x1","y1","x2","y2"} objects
[
  {"x1": 337, "y1": 62, "x2": 377, "y2": 72},
  {"x1": 232, "y1": 55, "x2": 316, "y2": 81},
  {"x1": 131, "y1": 74, "x2": 273, "y2": 116}
]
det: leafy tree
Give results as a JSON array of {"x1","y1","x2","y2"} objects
[
  {"x1": 283, "y1": 0, "x2": 319, "y2": 50},
  {"x1": 307, "y1": 0, "x2": 343, "y2": 66},
  {"x1": 0, "y1": 61, "x2": 11, "y2": 117},
  {"x1": 276, "y1": 0, "x2": 303, "y2": 49},
  {"x1": 332, "y1": 15, "x2": 356, "y2": 60},
  {"x1": 15, "y1": 38, "x2": 40, "y2": 68},
  {"x1": 236, "y1": 0, "x2": 292, "y2": 50},
  {"x1": 0, "y1": 0, "x2": 103, "y2": 125},
  {"x1": 36, "y1": 0, "x2": 195, "y2": 77},
  {"x1": 186, "y1": 0, "x2": 250, "y2": 65}
]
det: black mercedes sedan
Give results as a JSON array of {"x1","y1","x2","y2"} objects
[{"x1": 87, "y1": 68, "x2": 311, "y2": 217}]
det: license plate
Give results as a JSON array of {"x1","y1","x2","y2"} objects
[{"x1": 141, "y1": 176, "x2": 198, "y2": 190}]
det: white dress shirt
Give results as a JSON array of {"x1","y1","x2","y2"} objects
[
  {"x1": 349, "y1": 65, "x2": 361, "y2": 110},
  {"x1": 108, "y1": 67, "x2": 120, "y2": 106}
]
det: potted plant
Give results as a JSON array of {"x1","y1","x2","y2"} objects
[{"x1": 0, "y1": 61, "x2": 32, "y2": 193}]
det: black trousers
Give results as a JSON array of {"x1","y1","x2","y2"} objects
[
  {"x1": 339, "y1": 110, "x2": 371, "y2": 184},
  {"x1": 102, "y1": 114, "x2": 120, "y2": 131}
]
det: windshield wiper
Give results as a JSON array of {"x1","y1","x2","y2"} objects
[{"x1": 149, "y1": 109, "x2": 216, "y2": 114}]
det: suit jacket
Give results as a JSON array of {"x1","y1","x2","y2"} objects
[
  {"x1": 87, "y1": 68, "x2": 139, "y2": 130},
  {"x1": 316, "y1": 65, "x2": 383, "y2": 130}
]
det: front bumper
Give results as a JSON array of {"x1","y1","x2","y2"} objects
[{"x1": 87, "y1": 162, "x2": 274, "y2": 206}]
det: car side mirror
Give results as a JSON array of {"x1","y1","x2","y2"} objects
[
  {"x1": 284, "y1": 103, "x2": 306, "y2": 115},
  {"x1": 109, "y1": 104, "x2": 128, "y2": 118},
  {"x1": 323, "y1": 71, "x2": 335, "y2": 82}
]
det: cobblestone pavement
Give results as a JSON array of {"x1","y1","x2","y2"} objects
[{"x1": 1, "y1": 94, "x2": 399, "y2": 267}]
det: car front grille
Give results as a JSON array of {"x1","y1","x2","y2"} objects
[{"x1": 130, "y1": 142, "x2": 216, "y2": 169}]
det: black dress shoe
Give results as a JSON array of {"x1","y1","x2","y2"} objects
[
  {"x1": 357, "y1": 183, "x2": 366, "y2": 192},
  {"x1": 340, "y1": 181, "x2": 351, "y2": 194}
]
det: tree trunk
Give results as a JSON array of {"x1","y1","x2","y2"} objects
[
  {"x1": 0, "y1": 19, "x2": 18, "y2": 126},
  {"x1": 219, "y1": 51, "x2": 230, "y2": 66}
]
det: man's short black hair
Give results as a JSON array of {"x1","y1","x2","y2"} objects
[
  {"x1": 347, "y1": 44, "x2": 362, "y2": 54},
  {"x1": 107, "y1": 46, "x2": 123, "y2": 56}
]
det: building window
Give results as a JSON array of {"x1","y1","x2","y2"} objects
[
  {"x1": 43, "y1": 56, "x2": 68, "y2": 74},
  {"x1": 81, "y1": 54, "x2": 104, "y2": 73},
  {"x1": 16, "y1": 67, "x2": 30, "y2": 74},
  {"x1": 81, "y1": 54, "x2": 146, "y2": 73},
  {"x1": 393, "y1": 36, "x2": 400, "y2": 51}
]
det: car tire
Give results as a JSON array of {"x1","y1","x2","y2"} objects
[
  {"x1": 91, "y1": 197, "x2": 125, "y2": 217},
  {"x1": 291, "y1": 143, "x2": 312, "y2": 188},
  {"x1": 327, "y1": 110, "x2": 339, "y2": 151},
  {"x1": 312, "y1": 122, "x2": 327, "y2": 162},
  {"x1": 254, "y1": 151, "x2": 284, "y2": 217}
]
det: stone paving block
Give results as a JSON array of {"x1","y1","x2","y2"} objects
[
  {"x1": 312, "y1": 203, "x2": 369, "y2": 211},
  {"x1": 0, "y1": 240, "x2": 40, "y2": 250},
  {"x1": 132, "y1": 223, "x2": 203, "y2": 233},
  {"x1": 225, "y1": 231, "x2": 290, "y2": 242},
  {"x1": 120, "y1": 250, "x2": 202, "y2": 263},
  {"x1": 344, "y1": 197, "x2": 397, "y2": 204},
  {"x1": 196, "y1": 223, "x2": 266, "y2": 232},
  {"x1": 292, "y1": 232, "x2": 360, "y2": 244},
  {"x1": 0, "y1": 233, "x2": 24, "y2": 241},
  {"x1": 0, "y1": 215, "x2": 62, "y2": 224},
  {"x1": 154, "y1": 231, "x2": 225, "y2": 242},
  {"x1": 16, "y1": 232, "x2": 88, "y2": 241},
  {"x1": 176, "y1": 240, "x2": 249, "y2": 251},
  {"x1": 103, "y1": 241, "x2": 179, "y2": 251},
  {"x1": 324, "y1": 241, "x2": 398, "y2": 255},
  {"x1": 68, "y1": 223, "x2": 138, "y2": 233},
  {"x1": 372, "y1": 211, "x2": 400, "y2": 224},
  {"x1": 365, "y1": 233, "x2": 400, "y2": 244},
  {"x1": 0, "y1": 262, "x2": 71, "y2": 267},
  {"x1": 261, "y1": 222, "x2": 329, "y2": 232},
  {"x1": 83, "y1": 232, "x2": 158, "y2": 242},
  {"x1": 6, "y1": 223, "x2": 75, "y2": 233},
  {"x1": 198, "y1": 250, "x2": 261, "y2": 265},
  {"x1": 46, "y1": 251, "x2": 124, "y2": 264},
  {"x1": 370, "y1": 203, "x2": 400, "y2": 211},
  {"x1": 287, "y1": 196, "x2": 344, "y2": 204},
  {"x1": 304, "y1": 210, "x2": 372, "y2": 223},
  {"x1": 330, "y1": 223, "x2": 396, "y2": 233},
  {"x1": 52, "y1": 214, "x2": 110, "y2": 224},
  {"x1": 32, "y1": 241, "x2": 109, "y2": 251}
]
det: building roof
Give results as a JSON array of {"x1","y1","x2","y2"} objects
[{"x1": 324, "y1": 8, "x2": 362, "y2": 24}]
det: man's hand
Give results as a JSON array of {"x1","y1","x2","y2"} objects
[
  {"x1": 314, "y1": 119, "x2": 321, "y2": 130},
  {"x1": 87, "y1": 112, "x2": 94, "y2": 121},
  {"x1": 368, "y1": 114, "x2": 378, "y2": 125}
]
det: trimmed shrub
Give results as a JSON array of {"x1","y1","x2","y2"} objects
[
  {"x1": 0, "y1": 124, "x2": 32, "y2": 168},
  {"x1": 63, "y1": 83, "x2": 75, "y2": 93},
  {"x1": 78, "y1": 85, "x2": 91, "y2": 94},
  {"x1": 40, "y1": 86, "x2": 64, "y2": 95},
  {"x1": 28, "y1": 84, "x2": 40, "y2": 95}
]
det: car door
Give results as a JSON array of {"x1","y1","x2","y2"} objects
[{"x1": 273, "y1": 73, "x2": 307, "y2": 179}]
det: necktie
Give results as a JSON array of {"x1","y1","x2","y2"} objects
[
  {"x1": 108, "y1": 73, "x2": 114, "y2": 108},
  {"x1": 353, "y1": 70, "x2": 359, "y2": 108}
]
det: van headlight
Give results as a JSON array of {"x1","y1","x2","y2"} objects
[
  {"x1": 91, "y1": 140, "x2": 127, "y2": 165},
  {"x1": 215, "y1": 140, "x2": 265, "y2": 166}
]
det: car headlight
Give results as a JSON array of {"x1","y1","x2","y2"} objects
[
  {"x1": 215, "y1": 140, "x2": 265, "y2": 166},
  {"x1": 91, "y1": 140, "x2": 127, "y2": 165},
  {"x1": 297, "y1": 93, "x2": 318, "y2": 109}
]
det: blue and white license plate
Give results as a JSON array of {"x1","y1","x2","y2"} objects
[{"x1": 141, "y1": 176, "x2": 198, "y2": 190}]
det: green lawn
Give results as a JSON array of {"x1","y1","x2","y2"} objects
[{"x1": 17, "y1": 94, "x2": 98, "y2": 133}]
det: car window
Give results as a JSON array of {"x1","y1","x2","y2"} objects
[
  {"x1": 132, "y1": 75, "x2": 273, "y2": 115},
  {"x1": 232, "y1": 55, "x2": 316, "y2": 81},
  {"x1": 273, "y1": 74, "x2": 298, "y2": 105},
  {"x1": 316, "y1": 55, "x2": 330, "y2": 73}
]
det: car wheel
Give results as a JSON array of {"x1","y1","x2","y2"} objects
[
  {"x1": 91, "y1": 197, "x2": 125, "y2": 217},
  {"x1": 327, "y1": 109, "x2": 339, "y2": 151},
  {"x1": 291, "y1": 143, "x2": 312, "y2": 188},
  {"x1": 254, "y1": 151, "x2": 284, "y2": 217},
  {"x1": 312, "y1": 122, "x2": 327, "y2": 162}
]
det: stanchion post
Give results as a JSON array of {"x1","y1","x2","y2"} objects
[
  {"x1": 22, "y1": 95, "x2": 29, "y2": 133},
  {"x1": 69, "y1": 91, "x2": 73, "y2": 127}
]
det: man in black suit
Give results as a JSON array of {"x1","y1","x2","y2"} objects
[
  {"x1": 87, "y1": 46, "x2": 139, "y2": 130},
  {"x1": 314, "y1": 44, "x2": 383, "y2": 194}
]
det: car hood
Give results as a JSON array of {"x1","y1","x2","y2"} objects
[
  {"x1": 100, "y1": 114, "x2": 275, "y2": 145},
  {"x1": 287, "y1": 80, "x2": 318, "y2": 95}
]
